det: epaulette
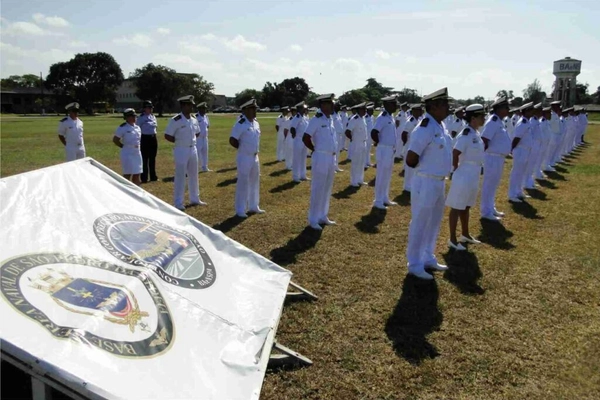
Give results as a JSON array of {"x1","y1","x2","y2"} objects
[
  {"x1": 410, "y1": 117, "x2": 415, "y2": 121},
  {"x1": 173, "y1": 115, "x2": 182, "y2": 121},
  {"x1": 139, "y1": 113, "x2": 144, "y2": 117},
  {"x1": 190, "y1": 114, "x2": 196, "y2": 119},
  {"x1": 238, "y1": 118, "x2": 246, "y2": 124},
  {"x1": 492, "y1": 115, "x2": 498, "y2": 121},
  {"x1": 353, "y1": 114, "x2": 359, "y2": 119},
  {"x1": 278, "y1": 114, "x2": 283, "y2": 118},
  {"x1": 60, "y1": 117, "x2": 67, "y2": 122},
  {"x1": 522, "y1": 118, "x2": 528, "y2": 123},
  {"x1": 119, "y1": 122, "x2": 126, "y2": 127},
  {"x1": 382, "y1": 111, "x2": 388, "y2": 116},
  {"x1": 541, "y1": 117, "x2": 546, "y2": 122},
  {"x1": 315, "y1": 112, "x2": 323, "y2": 118},
  {"x1": 296, "y1": 113, "x2": 300, "y2": 118},
  {"x1": 420, "y1": 118, "x2": 429, "y2": 127},
  {"x1": 462, "y1": 127, "x2": 470, "y2": 135},
  {"x1": 455, "y1": 118, "x2": 460, "y2": 123}
]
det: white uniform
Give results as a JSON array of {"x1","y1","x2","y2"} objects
[
  {"x1": 165, "y1": 113, "x2": 200, "y2": 209},
  {"x1": 480, "y1": 114, "x2": 511, "y2": 218},
  {"x1": 58, "y1": 116, "x2": 85, "y2": 161},
  {"x1": 406, "y1": 113, "x2": 452, "y2": 275},
  {"x1": 114, "y1": 122, "x2": 142, "y2": 175},
  {"x1": 332, "y1": 112, "x2": 344, "y2": 169},
  {"x1": 508, "y1": 116, "x2": 531, "y2": 199},
  {"x1": 305, "y1": 111, "x2": 338, "y2": 226},
  {"x1": 291, "y1": 112, "x2": 310, "y2": 181},
  {"x1": 347, "y1": 114, "x2": 368, "y2": 186},
  {"x1": 373, "y1": 111, "x2": 397, "y2": 207},
  {"x1": 548, "y1": 112, "x2": 563, "y2": 166},
  {"x1": 579, "y1": 113, "x2": 588, "y2": 143},
  {"x1": 524, "y1": 116, "x2": 542, "y2": 188},
  {"x1": 365, "y1": 113, "x2": 375, "y2": 167},
  {"x1": 340, "y1": 111, "x2": 349, "y2": 153},
  {"x1": 195, "y1": 113, "x2": 210, "y2": 171},
  {"x1": 394, "y1": 111, "x2": 407, "y2": 158},
  {"x1": 446, "y1": 127, "x2": 484, "y2": 209},
  {"x1": 231, "y1": 116, "x2": 261, "y2": 215},
  {"x1": 284, "y1": 116, "x2": 294, "y2": 170},
  {"x1": 276, "y1": 114, "x2": 286, "y2": 161},
  {"x1": 401, "y1": 116, "x2": 419, "y2": 192},
  {"x1": 537, "y1": 116, "x2": 552, "y2": 174}
]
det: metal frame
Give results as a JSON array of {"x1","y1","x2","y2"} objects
[
  {"x1": 268, "y1": 340, "x2": 313, "y2": 370},
  {"x1": 286, "y1": 280, "x2": 318, "y2": 302}
]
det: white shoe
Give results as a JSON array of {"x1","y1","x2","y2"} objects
[
  {"x1": 459, "y1": 235, "x2": 481, "y2": 244},
  {"x1": 384, "y1": 201, "x2": 398, "y2": 206},
  {"x1": 360, "y1": 181, "x2": 368, "y2": 186},
  {"x1": 481, "y1": 214, "x2": 501, "y2": 221},
  {"x1": 409, "y1": 269, "x2": 434, "y2": 280},
  {"x1": 249, "y1": 208, "x2": 265, "y2": 214},
  {"x1": 351, "y1": 184, "x2": 360, "y2": 188},
  {"x1": 373, "y1": 204, "x2": 387, "y2": 210},
  {"x1": 319, "y1": 218, "x2": 336, "y2": 225},
  {"x1": 190, "y1": 200, "x2": 208, "y2": 206},
  {"x1": 493, "y1": 210, "x2": 505, "y2": 217},
  {"x1": 425, "y1": 263, "x2": 449, "y2": 272},
  {"x1": 544, "y1": 167, "x2": 556, "y2": 172},
  {"x1": 236, "y1": 213, "x2": 248, "y2": 218},
  {"x1": 509, "y1": 197, "x2": 522, "y2": 203},
  {"x1": 448, "y1": 240, "x2": 466, "y2": 251},
  {"x1": 201, "y1": 168, "x2": 212, "y2": 172},
  {"x1": 335, "y1": 168, "x2": 344, "y2": 172},
  {"x1": 309, "y1": 223, "x2": 323, "y2": 231},
  {"x1": 175, "y1": 205, "x2": 186, "y2": 211},
  {"x1": 300, "y1": 177, "x2": 311, "y2": 181}
]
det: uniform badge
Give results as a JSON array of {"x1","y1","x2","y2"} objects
[
  {"x1": 93, "y1": 214, "x2": 216, "y2": 289},
  {"x1": 0, "y1": 253, "x2": 174, "y2": 357}
]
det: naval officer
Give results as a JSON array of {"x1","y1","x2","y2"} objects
[
  {"x1": 195, "y1": 102, "x2": 211, "y2": 172},
  {"x1": 137, "y1": 100, "x2": 159, "y2": 182},
  {"x1": 290, "y1": 102, "x2": 310, "y2": 182},
  {"x1": 113, "y1": 108, "x2": 142, "y2": 185},
  {"x1": 345, "y1": 102, "x2": 368, "y2": 187},
  {"x1": 508, "y1": 102, "x2": 534, "y2": 202},
  {"x1": 371, "y1": 95, "x2": 399, "y2": 209},
  {"x1": 364, "y1": 102, "x2": 375, "y2": 167},
  {"x1": 400, "y1": 104, "x2": 423, "y2": 193},
  {"x1": 58, "y1": 102, "x2": 85, "y2": 161}
]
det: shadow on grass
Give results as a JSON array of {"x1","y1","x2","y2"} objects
[
  {"x1": 263, "y1": 160, "x2": 280, "y2": 166},
  {"x1": 554, "y1": 165, "x2": 570, "y2": 173},
  {"x1": 442, "y1": 251, "x2": 484, "y2": 295},
  {"x1": 216, "y1": 166, "x2": 237, "y2": 173},
  {"x1": 478, "y1": 219, "x2": 515, "y2": 250},
  {"x1": 269, "y1": 168, "x2": 291, "y2": 177},
  {"x1": 368, "y1": 177, "x2": 376, "y2": 187},
  {"x1": 525, "y1": 188, "x2": 547, "y2": 201},
  {"x1": 333, "y1": 184, "x2": 360, "y2": 199},
  {"x1": 511, "y1": 201, "x2": 543, "y2": 220},
  {"x1": 355, "y1": 207, "x2": 387, "y2": 234},
  {"x1": 537, "y1": 179, "x2": 558, "y2": 189},
  {"x1": 385, "y1": 275, "x2": 442, "y2": 365},
  {"x1": 339, "y1": 158, "x2": 351, "y2": 166},
  {"x1": 270, "y1": 180, "x2": 300, "y2": 193},
  {"x1": 545, "y1": 171, "x2": 567, "y2": 181},
  {"x1": 393, "y1": 190, "x2": 411, "y2": 207},
  {"x1": 270, "y1": 227, "x2": 322, "y2": 266},
  {"x1": 212, "y1": 215, "x2": 246, "y2": 234},
  {"x1": 162, "y1": 176, "x2": 174, "y2": 183},
  {"x1": 217, "y1": 177, "x2": 237, "y2": 187}
]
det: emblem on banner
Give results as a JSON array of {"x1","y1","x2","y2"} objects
[
  {"x1": 93, "y1": 214, "x2": 216, "y2": 289},
  {"x1": 0, "y1": 253, "x2": 174, "y2": 358}
]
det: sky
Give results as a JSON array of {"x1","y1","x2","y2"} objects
[{"x1": 1, "y1": 0, "x2": 599, "y2": 100}]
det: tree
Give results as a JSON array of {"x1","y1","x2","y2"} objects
[
  {"x1": 178, "y1": 73, "x2": 215, "y2": 105},
  {"x1": 261, "y1": 81, "x2": 283, "y2": 108},
  {"x1": 338, "y1": 89, "x2": 368, "y2": 106},
  {"x1": 362, "y1": 78, "x2": 393, "y2": 104},
  {"x1": 575, "y1": 83, "x2": 593, "y2": 104},
  {"x1": 279, "y1": 77, "x2": 310, "y2": 106},
  {"x1": 595, "y1": 86, "x2": 600, "y2": 105},
  {"x1": 511, "y1": 97, "x2": 524, "y2": 107},
  {"x1": 130, "y1": 64, "x2": 181, "y2": 116},
  {"x1": 1, "y1": 74, "x2": 40, "y2": 88},
  {"x1": 473, "y1": 95, "x2": 485, "y2": 104},
  {"x1": 496, "y1": 89, "x2": 514, "y2": 99},
  {"x1": 522, "y1": 79, "x2": 546, "y2": 104},
  {"x1": 234, "y1": 89, "x2": 262, "y2": 107},
  {"x1": 46, "y1": 52, "x2": 124, "y2": 114},
  {"x1": 396, "y1": 88, "x2": 421, "y2": 104}
]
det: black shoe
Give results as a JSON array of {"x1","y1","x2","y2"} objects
[{"x1": 150, "y1": 177, "x2": 158, "y2": 182}]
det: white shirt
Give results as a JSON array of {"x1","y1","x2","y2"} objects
[
  {"x1": 408, "y1": 112, "x2": 453, "y2": 177},
  {"x1": 165, "y1": 113, "x2": 200, "y2": 147},
  {"x1": 305, "y1": 112, "x2": 337, "y2": 153},
  {"x1": 513, "y1": 116, "x2": 532, "y2": 149},
  {"x1": 365, "y1": 114, "x2": 374, "y2": 135},
  {"x1": 402, "y1": 116, "x2": 419, "y2": 144},
  {"x1": 332, "y1": 112, "x2": 344, "y2": 135},
  {"x1": 373, "y1": 111, "x2": 396, "y2": 147},
  {"x1": 58, "y1": 116, "x2": 84, "y2": 147},
  {"x1": 115, "y1": 122, "x2": 141, "y2": 148},
  {"x1": 276, "y1": 114, "x2": 286, "y2": 134},
  {"x1": 290, "y1": 113, "x2": 309, "y2": 143},
  {"x1": 481, "y1": 114, "x2": 511, "y2": 156},
  {"x1": 454, "y1": 128, "x2": 484, "y2": 167},
  {"x1": 196, "y1": 113, "x2": 209, "y2": 137},
  {"x1": 231, "y1": 117, "x2": 261, "y2": 155},
  {"x1": 530, "y1": 116, "x2": 542, "y2": 143},
  {"x1": 346, "y1": 114, "x2": 368, "y2": 142}
]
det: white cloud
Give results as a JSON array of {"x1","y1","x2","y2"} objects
[
  {"x1": 32, "y1": 13, "x2": 69, "y2": 28},
  {"x1": 113, "y1": 34, "x2": 153, "y2": 48},
  {"x1": 153, "y1": 53, "x2": 222, "y2": 72},
  {"x1": 375, "y1": 50, "x2": 391, "y2": 60},
  {"x1": 69, "y1": 40, "x2": 88, "y2": 48},
  {"x1": 280, "y1": 57, "x2": 292, "y2": 63},
  {"x1": 157, "y1": 27, "x2": 170, "y2": 35},
  {"x1": 334, "y1": 58, "x2": 362, "y2": 72},
  {"x1": 0, "y1": 42, "x2": 73, "y2": 63},
  {"x1": 223, "y1": 35, "x2": 266, "y2": 52},
  {"x1": 291, "y1": 44, "x2": 302, "y2": 52},
  {"x1": 3, "y1": 21, "x2": 45, "y2": 35},
  {"x1": 181, "y1": 42, "x2": 213, "y2": 55},
  {"x1": 200, "y1": 33, "x2": 217, "y2": 41}
]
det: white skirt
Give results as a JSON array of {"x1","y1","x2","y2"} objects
[
  {"x1": 121, "y1": 148, "x2": 142, "y2": 175},
  {"x1": 445, "y1": 164, "x2": 481, "y2": 210}
]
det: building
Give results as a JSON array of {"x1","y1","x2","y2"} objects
[
  {"x1": 114, "y1": 79, "x2": 142, "y2": 111},
  {"x1": 552, "y1": 57, "x2": 582, "y2": 107},
  {"x1": 0, "y1": 87, "x2": 60, "y2": 114}
]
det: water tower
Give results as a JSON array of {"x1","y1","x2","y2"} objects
[{"x1": 552, "y1": 57, "x2": 581, "y2": 106}]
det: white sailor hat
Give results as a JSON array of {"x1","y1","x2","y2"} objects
[
  {"x1": 240, "y1": 98, "x2": 259, "y2": 109},
  {"x1": 563, "y1": 106, "x2": 574, "y2": 112},
  {"x1": 316, "y1": 93, "x2": 335, "y2": 103},
  {"x1": 491, "y1": 96, "x2": 509, "y2": 109},
  {"x1": 422, "y1": 87, "x2": 449, "y2": 102},
  {"x1": 353, "y1": 102, "x2": 367, "y2": 109},
  {"x1": 550, "y1": 100, "x2": 562, "y2": 106},
  {"x1": 381, "y1": 94, "x2": 398, "y2": 103},
  {"x1": 399, "y1": 101, "x2": 409, "y2": 107},
  {"x1": 196, "y1": 102, "x2": 207, "y2": 108},
  {"x1": 542, "y1": 106, "x2": 551, "y2": 112},
  {"x1": 455, "y1": 106, "x2": 465, "y2": 113},
  {"x1": 465, "y1": 103, "x2": 485, "y2": 115},
  {"x1": 410, "y1": 103, "x2": 423, "y2": 110},
  {"x1": 366, "y1": 102, "x2": 374, "y2": 110},
  {"x1": 341, "y1": 105, "x2": 348, "y2": 110},
  {"x1": 65, "y1": 102, "x2": 79, "y2": 111},
  {"x1": 295, "y1": 101, "x2": 306, "y2": 108},
  {"x1": 533, "y1": 102, "x2": 543, "y2": 110},
  {"x1": 520, "y1": 102, "x2": 534, "y2": 111},
  {"x1": 123, "y1": 108, "x2": 136, "y2": 117},
  {"x1": 177, "y1": 95, "x2": 195, "y2": 105}
]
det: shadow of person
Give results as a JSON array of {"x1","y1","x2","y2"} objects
[
  {"x1": 269, "y1": 168, "x2": 291, "y2": 177},
  {"x1": 554, "y1": 165, "x2": 570, "y2": 173},
  {"x1": 333, "y1": 184, "x2": 360, "y2": 199},
  {"x1": 442, "y1": 251, "x2": 484, "y2": 295},
  {"x1": 478, "y1": 218, "x2": 515, "y2": 250},
  {"x1": 270, "y1": 180, "x2": 300, "y2": 194},
  {"x1": 525, "y1": 188, "x2": 547, "y2": 200},
  {"x1": 355, "y1": 207, "x2": 387, "y2": 233},
  {"x1": 216, "y1": 177, "x2": 237, "y2": 187},
  {"x1": 545, "y1": 171, "x2": 567, "y2": 181},
  {"x1": 270, "y1": 227, "x2": 323, "y2": 266},
  {"x1": 212, "y1": 215, "x2": 246, "y2": 234},
  {"x1": 511, "y1": 201, "x2": 543, "y2": 220},
  {"x1": 537, "y1": 179, "x2": 557, "y2": 189},
  {"x1": 368, "y1": 177, "x2": 376, "y2": 187},
  {"x1": 393, "y1": 190, "x2": 411, "y2": 207},
  {"x1": 384, "y1": 275, "x2": 442, "y2": 365},
  {"x1": 216, "y1": 166, "x2": 237, "y2": 173},
  {"x1": 339, "y1": 158, "x2": 351, "y2": 166},
  {"x1": 161, "y1": 176, "x2": 175, "y2": 182},
  {"x1": 263, "y1": 160, "x2": 280, "y2": 166}
]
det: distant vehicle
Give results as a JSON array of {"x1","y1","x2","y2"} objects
[
  {"x1": 272, "y1": 106, "x2": 281, "y2": 112},
  {"x1": 259, "y1": 107, "x2": 271, "y2": 112}
]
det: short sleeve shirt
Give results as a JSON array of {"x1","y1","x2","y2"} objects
[
  {"x1": 513, "y1": 117, "x2": 532, "y2": 148},
  {"x1": 115, "y1": 123, "x2": 141, "y2": 148},
  {"x1": 373, "y1": 111, "x2": 396, "y2": 146},
  {"x1": 165, "y1": 113, "x2": 199, "y2": 147},
  {"x1": 408, "y1": 112, "x2": 452, "y2": 176},
  {"x1": 454, "y1": 128, "x2": 484, "y2": 166},
  {"x1": 305, "y1": 113, "x2": 337, "y2": 153},
  {"x1": 481, "y1": 114, "x2": 511, "y2": 155},
  {"x1": 136, "y1": 113, "x2": 157, "y2": 135},
  {"x1": 58, "y1": 117, "x2": 84, "y2": 146},
  {"x1": 347, "y1": 114, "x2": 368, "y2": 142},
  {"x1": 230, "y1": 117, "x2": 261, "y2": 154}
]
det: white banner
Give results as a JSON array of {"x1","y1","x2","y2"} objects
[{"x1": 0, "y1": 158, "x2": 292, "y2": 400}]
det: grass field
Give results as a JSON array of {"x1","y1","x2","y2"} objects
[{"x1": 1, "y1": 114, "x2": 600, "y2": 399}]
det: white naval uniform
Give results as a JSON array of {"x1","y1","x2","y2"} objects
[
  {"x1": 340, "y1": 112, "x2": 349, "y2": 154},
  {"x1": 231, "y1": 117, "x2": 261, "y2": 215},
  {"x1": 284, "y1": 116, "x2": 295, "y2": 170},
  {"x1": 548, "y1": 112, "x2": 564, "y2": 166},
  {"x1": 480, "y1": 114, "x2": 511, "y2": 218},
  {"x1": 347, "y1": 114, "x2": 368, "y2": 186},
  {"x1": 291, "y1": 113, "x2": 310, "y2": 181},
  {"x1": 58, "y1": 116, "x2": 85, "y2": 161},
  {"x1": 333, "y1": 112, "x2": 344, "y2": 169},
  {"x1": 394, "y1": 111, "x2": 407, "y2": 158},
  {"x1": 195, "y1": 113, "x2": 210, "y2": 171},
  {"x1": 508, "y1": 116, "x2": 531, "y2": 199},
  {"x1": 525, "y1": 116, "x2": 542, "y2": 187},
  {"x1": 276, "y1": 114, "x2": 286, "y2": 161},
  {"x1": 365, "y1": 114, "x2": 375, "y2": 167},
  {"x1": 114, "y1": 122, "x2": 142, "y2": 175},
  {"x1": 401, "y1": 116, "x2": 419, "y2": 192},
  {"x1": 537, "y1": 116, "x2": 552, "y2": 174},
  {"x1": 305, "y1": 112, "x2": 338, "y2": 226},
  {"x1": 446, "y1": 127, "x2": 484, "y2": 210},
  {"x1": 579, "y1": 113, "x2": 588, "y2": 143},
  {"x1": 406, "y1": 113, "x2": 452, "y2": 275},
  {"x1": 165, "y1": 113, "x2": 200, "y2": 209},
  {"x1": 563, "y1": 115, "x2": 576, "y2": 155},
  {"x1": 373, "y1": 110, "x2": 397, "y2": 207}
]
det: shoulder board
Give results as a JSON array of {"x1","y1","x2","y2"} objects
[
  {"x1": 278, "y1": 114, "x2": 283, "y2": 118},
  {"x1": 419, "y1": 118, "x2": 429, "y2": 127},
  {"x1": 541, "y1": 117, "x2": 546, "y2": 121},
  {"x1": 238, "y1": 118, "x2": 246, "y2": 124},
  {"x1": 382, "y1": 111, "x2": 388, "y2": 116},
  {"x1": 173, "y1": 115, "x2": 182, "y2": 121},
  {"x1": 316, "y1": 112, "x2": 323, "y2": 118},
  {"x1": 119, "y1": 122, "x2": 126, "y2": 127},
  {"x1": 190, "y1": 114, "x2": 196, "y2": 119},
  {"x1": 60, "y1": 117, "x2": 67, "y2": 122},
  {"x1": 410, "y1": 117, "x2": 415, "y2": 121},
  {"x1": 139, "y1": 113, "x2": 144, "y2": 117},
  {"x1": 492, "y1": 116, "x2": 498, "y2": 121},
  {"x1": 455, "y1": 118, "x2": 460, "y2": 123},
  {"x1": 522, "y1": 118, "x2": 528, "y2": 123},
  {"x1": 353, "y1": 114, "x2": 359, "y2": 119},
  {"x1": 462, "y1": 127, "x2": 470, "y2": 135},
  {"x1": 296, "y1": 114, "x2": 300, "y2": 118}
]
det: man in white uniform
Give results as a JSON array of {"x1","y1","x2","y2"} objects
[
  {"x1": 480, "y1": 97, "x2": 511, "y2": 221},
  {"x1": 164, "y1": 95, "x2": 205, "y2": 211},
  {"x1": 345, "y1": 103, "x2": 368, "y2": 187},
  {"x1": 536, "y1": 106, "x2": 552, "y2": 178},
  {"x1": 394, "y1": 102, "x2": 410, "y2": 160},
  {"x1": 400, "y1": 104, "x2": 423, "y2": 193},
  {"x1": 113, "y1": 108, "x2": 142, "y2": 185},
  {"x1": 275, "y1": 107, "x2": 289, "y2": 162},
  {"x1": 332, "y1": 103, "x2": 345, "y2": 172},
  {"x1": 524, "y1": 103, "x2": 543, "y2": 189},
  {"x1": 230, "y1": 98, "x2": 264, "y2": 218},
  {"x1": 195, "y1": 102, "x2": 211, "y2": 172},
  {"x1": 508, "y1": 102, "x2": 534, "y2": 202},
  {"x1": 547, "y1": 101, "x2": 564, "y2": 170},
  {"x1": 371, "y1": 95, "x2": 399, "y2": 209},
  {"x1": 290, "y1": 102, "x2": 310, "y2": 182},
  {"x1": 283, "y1": 107, "x2": 295, "y2": 171},
  {"x1": 58, "y1": 102, "x2": 85, "y2": 161},
  {"x1": 303, "y1": 94, "x2": 338, "y2": 230},
  {"x1": 364, "y1": 102, "x2": 375, "y2": 168},
  {"x1": 340, "y1": 105, "x2": 349, "y2": 156},
  {"x1": 405, "y1": 87, "x2": 452, "y2": 280}
]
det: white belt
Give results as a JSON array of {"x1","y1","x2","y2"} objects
[
  {"x1": 485, "y1": 151, "x2": 506, "y2": 158},
  {"x1": 123, "y1": 145, "x2": 139, "y2": 149},
  {"x1": 314, "y1": 150, "x2": 336, "y2": 155},
  {"x1": 416, "y1": 172, "x2": 446, "y2": 181}
]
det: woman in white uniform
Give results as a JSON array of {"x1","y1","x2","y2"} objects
[
  {"x1": 113, "y1": 108, "x2": 143, "y2": 185},
  {"x1": 446, "y1": 104, "x2": 486, "y2": 250}
]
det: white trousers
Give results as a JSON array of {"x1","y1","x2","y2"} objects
[
  {"x1": 365, "y1": 136, "x2": 373, "y2": 167},
  {"x1": 308, "y1": 152, "x2": 335, "y2": 225},
  {"x1": 374, "y1": 146, "x2": 395, "y2": 207},
  {"x1": 285, "y1": 136, "x2": 294, "y2": 170},
  {"x1": 403, "y1": 157, "x2": 414, "y2": 192},
  {"x1": 196, "y1": 136, "x2": 208, "y2": 170},
  {"x1": 235, "y1": 153, "x2": 260, "y2": 214},
  {"x1": 525, "y1": 143, "x2": 541, "y2": 187},
  {"x1": 350, "y1": 140, "x2": 367, "y2": 185},
  {"x1": 174, "y1": 147, "x2": 199, "y2": 208},
  {"x1": 540, "y1": 136, "x2": 553, "y2": 170},
  {"x1": 508, "y1": 147, "x2": 529, "y2": 198},
  {"x1": 335, "y1": 133, "x2": 344, "y2": 168},
  {"x1": 292, "y1": 141, "x2": 308, "y2": 180},
  {"x1": 406, "y1": 175, "x2": 446, "y2": 273},
  {"x1": 535, "y1": 138, "x2": 549, "y2": 177},
  {"x1": 480, "y1": 154, "x2": 504, "y2": 217},
  {"x1": 66, "y1": 145, "x2": 85, "y2": 161},
  {"x1": 550, "y1": 134, "x2": 563, "y2": 165},
  {"x1": 394, "y1": 133, "x2": 403, "y2": 158},
  {"x1": 276, "y1": 130, "x2": 285, "y2": 161}
]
